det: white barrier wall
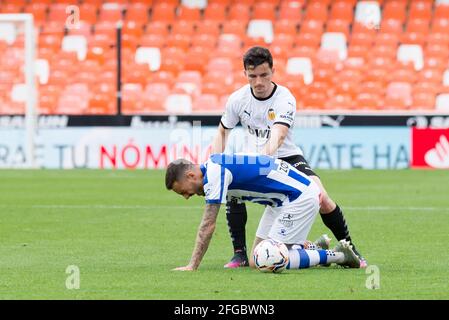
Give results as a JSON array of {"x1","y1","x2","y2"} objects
[{"x1": 0, "y1": 126, "x2": 410, "y2": 169}]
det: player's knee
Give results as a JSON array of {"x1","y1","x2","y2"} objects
[{"x1": 319, "y1": 192, "x2": 336, "y2": 213}]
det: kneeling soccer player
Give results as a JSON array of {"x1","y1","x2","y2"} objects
[{"x1": 165, "y1": 153, "x2": 362, "y2": 271}]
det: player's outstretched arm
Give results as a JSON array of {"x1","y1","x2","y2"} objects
[
  {"x1": 173, "y1": 203, "x2": 221, "y2": 271},
  {"x1": 261, "y1": 123, "x2": 289, "y2": 156},
  {"x1": 210, "y1": 123, "x2": 230, "y2": 154}
]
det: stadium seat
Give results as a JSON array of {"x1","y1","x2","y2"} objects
[
  {"x1": 386, "y1": 82, "x2": 412, "y2": 107},
  {"x1": 299, "y1": 19, "x2": 324, "y2": 36},
  {"x1": 434, "y1": 3, "x2": 449, "y2": 20},
  {"x1": 76, "y1": 3, "x2": 98, "y2": 24},
  {"x1": 151, "y1": 3, "x2": 176, "y2": 22},
  {"x1": 164, "y1": 93, "x2": 192, "y2": 114},
  {"x1": 286, "y1": 57, "x2": 313, "y2": 85},
  {"x1": 99, "y1": 3, "x2": 123, "y2": 23},
  {"x1": 409, "y1": 1, "x2": 433, "y2": 21},
  {"x1": 192, "y1": 94, "x2": 220, "y2": 112},
  {"x1": 125, "y1": 3, "x2": 149, "y2": 24},
  {"x1": 354, "y1": 1, "x2": 381, "y2": 28},
  {"x1": 62, "y1": 35, "x2": 88, "y2": 61},
  {"x1": 0, "y1": 23, "x2": 16, "y2": 45},
  {"x1": 382, "y1": 1, "x2": 407, "y2": 23},
  {"x1": 326, "y1": 19, "x2": 351, "y2": 38},
  {"x1": 177, "y1": 6, "x2": 201, "y2": 21},
  {"x1": 252, "y1": 2, "x2": 277, "y2": 21},
  {"x1": 435, "y1": 94, "x2": 449, "y2": 111},
  {"x1": 228, "y1": 4, "x2": 251, "y2": 22},
  {"x1": 397, "y1": 45, "x2": 424, "y2": 71},
  {"x1": 305, "y1": 2, "x2": 328, "y2": 21},
  {"x1": 196, "y1": 20, "x2": 221, "y2": 37},
  {"x1": 35, "y1": 59, "x2": 50, "y2": 85},
  {"x1": 380, "y1": 19, "x2": 403, "y2": 34},
  {"x1": 11, "y1": 83, "x2": 27, "y2": 103},
  {"x1": 142, "y1": 82, "x2": 170, "y2": 112},
  {"x1": 356, "y1": 93, "x2": 381, "y2": 109},
  {"x1": 329, "y1": 1, "x2": 354, "y2": 22},
  {"x1": 412, "y1": 93, "x2": 436, "y2": 110},
  {"x1": 181, "y1": 0, "x2": 208, "y2": 9},
  {"x1": 443, "y1": 69, "x2": 449, "y2": 86},
  {"x1": 321, "y1": 32, "x2": 347, "y2": 60},
  {"x1": 203, "y1": 3, "x2": 227, "y2": 22},
  {"x1": 135, "y1": 47, "x2": 161, "y2": 71},
  {"x1": 325, "y1": 94, "x2": 354, "y2": 109},
  {"x1": 278, "y1": 1, "x2": 303, "y2": 22},
  {"x1": 247, "y1": 20, "x2": 274, "y2": 44},
  {"x1": 274, "y1": 20, "x2": 298, "y2": 36}
]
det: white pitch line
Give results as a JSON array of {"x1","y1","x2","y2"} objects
[{"x1": 0, "y1": 204, "x2": 447, "y2": 212}]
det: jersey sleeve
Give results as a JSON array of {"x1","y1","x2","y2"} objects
[
  {"x1": 273, "y1": 95, "x2": 296, "y2": 128},
  {"x1": 204, "y1": 162, "x2": 232, "y2": 204},
  {"x1": 220, "y1": 97, "x2": 240, "y2": 129}
]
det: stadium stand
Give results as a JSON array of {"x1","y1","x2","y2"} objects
[{"x1": 0, "y1": 0, "x2": 449, "y2": 114}]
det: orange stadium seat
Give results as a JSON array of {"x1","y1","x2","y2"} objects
[
  {"x1": 326, "y1": 19, "x2": 351, "y2": 38},
  {"x1": 252, "y1": 3, "x2": 277, "y2": 21},
  {"x1": 305, "y1": 2, "x2": 329, "y2": 22},
  {"x1": 382, "y1": 1, "x2": 407, "y2": 23},
  {"x1": 431, "y1": 18, "x2": 449, "y2": 35},
  {"x1": 329, "y1": 1, "x2": 354, "y2": 22},
  {"x1": 274, "y1": 20, "x2": 299, "y2": 36},
  {"x1": 151, "y1": 3, "x2": 176, "y2": 22},
  {"x1": 177, "y1": 6, "x2": 201, "y2": 21},
  {"x1": 434, "y1": 4, "x2": 449, "y2": 20},
  {"x1": 145, "y1": 21, "x2": 170, "y2": 36},
  {"x1": 192, "y1": 94, "x2": 221, "y2": 112},
  {"x1": 407, "y1": 19, "x2": 430, "y2": 34},
  {"x1": 228, "y1": 4, "x2": 251, "y2": 22},
  {"x1": 222, "y1": 20, "x2": 247, "y2": 36},
  {"x1": 203, "y1": 3, "x2": 227, "y2": 22},
  {"x1": 355, "y1": 93, "x2": 381, "y2": 110},
  {"x1": 408, "y1": 1, "x2": 433, "y2": 21},
  {"x1": 196, "y1": 20, "x2": 221, "y2": 37},
  {"x1": 78, "y1": 4, "x2": 99, "y2": 24},
  {"x1": 412, "y1": 93, "x2": 436, "y2": 110},
  {"x1": 278, "y1": 1, "x2": 303, "y2": 22},
  {"x1": 171, "y1": 20, "x2": 196, "y2": 36},
  {"x1": 125, "y1": 3, "x2": 150, "y2": 24}
]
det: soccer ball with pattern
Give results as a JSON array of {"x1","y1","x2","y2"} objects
[{"x1": 253, "y1": 239, "x2": 289, "y2": 273}]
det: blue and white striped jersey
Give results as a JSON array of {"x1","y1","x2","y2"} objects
[{"x1": 200, "y1": 154, "x2": 312, "y2": 207}]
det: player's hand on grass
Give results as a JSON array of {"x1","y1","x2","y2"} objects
[{"x1": 172, "y1": 265, "x2": 196, "y2": 271}]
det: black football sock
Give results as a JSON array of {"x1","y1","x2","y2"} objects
[
  {"x1": 320, "y1": 204, "x2": 357, "y2": 250},
  {"x1": 226, "y1": 202, "x2": 248, "y2": 254}
]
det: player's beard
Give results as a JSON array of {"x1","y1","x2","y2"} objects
[{"x1": 197, "y1": 185, "x2": 205, "y2": 196}]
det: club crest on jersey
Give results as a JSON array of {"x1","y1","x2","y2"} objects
[{"x1": 268, "y1": 108, "x2": 276, "y2": 121}]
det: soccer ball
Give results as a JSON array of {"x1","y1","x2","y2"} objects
[{"x1": 253, "y1": 239, "x2": 289, "y2": 273}]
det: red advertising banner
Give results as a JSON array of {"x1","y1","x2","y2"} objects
[{"x1": 412, "y1": 128, "x2": 449, "y2": 168}]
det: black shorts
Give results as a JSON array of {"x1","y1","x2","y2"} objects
[{"x1": 279, "y1": 154, "x2": 318, "y2": 178}]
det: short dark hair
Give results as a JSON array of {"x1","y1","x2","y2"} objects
[
  {"x1": 243, "y1": 46, "x2": 273, "y2": 70},
  {"x1": 165, "y1": 159, "x2": 194, "y2": 190}
]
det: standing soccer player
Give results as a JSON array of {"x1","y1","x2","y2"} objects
[{"x1": 210, "y1": 46, "x2": 366, "y2": 268}]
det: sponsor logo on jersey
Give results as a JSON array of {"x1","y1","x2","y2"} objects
[
  {"x1": 268, "y1": 108, "x2": 276, "y2": 121},
  {"x1": 248, "y1": 125, "x2": 271, "y2": 139},
  {"x1": 279, "y1": 110, "x2": 294, "y2": 122}
]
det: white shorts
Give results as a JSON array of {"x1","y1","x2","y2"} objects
[{"x1": 255, "y1": 181, "x2": 320, "y2": 244}]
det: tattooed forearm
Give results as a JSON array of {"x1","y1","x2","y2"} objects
[{"x1": 188, "y1": 204, "x2": 221, "y2": 269}]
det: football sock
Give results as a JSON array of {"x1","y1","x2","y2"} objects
[
  {"x1": 226, "y1": 202, "x2": 248, "y2": 253},
  {"x1": 286, "y1": 249, "x2": 344, "y2": 269},
  {"x1": 320, "y1": 204, "x2": 352, "y2": 244}
]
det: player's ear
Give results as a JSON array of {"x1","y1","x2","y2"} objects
[{"x1": 186, "y1": 170, "x2": 195, "y2": 179}]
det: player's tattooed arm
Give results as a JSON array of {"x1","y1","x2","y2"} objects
[{"x1": 173, "y1": 204, "x2": 220, "y2": 271}]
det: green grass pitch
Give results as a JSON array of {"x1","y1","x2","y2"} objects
[{"x1": 0, "y1": 169, "x2": 448, "y2": 299}]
